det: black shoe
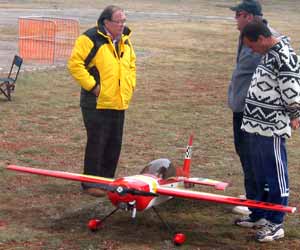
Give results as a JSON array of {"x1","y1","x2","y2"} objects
[{"x1": 83, "y1": 187, "x2": 107, "y2": 197}]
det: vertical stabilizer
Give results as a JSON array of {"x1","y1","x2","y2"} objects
[{"x1": 176, "y1": 135, "x2": 193, "y2": 177}]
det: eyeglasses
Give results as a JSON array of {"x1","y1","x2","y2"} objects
[
  {"x1": 109, "y1": 19, "x2": 126, "y2": 25},
  {"x1": 235, "y1": 11, "x2": 247, "y2": 18}
]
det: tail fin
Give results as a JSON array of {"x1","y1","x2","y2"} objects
[{"x1": 176, "y1": 135, "x2": 193, "y2": 177}]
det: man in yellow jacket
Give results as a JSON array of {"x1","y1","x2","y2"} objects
[{"x1": 68, "y1": 5, "x2": 136, "y2": 196}]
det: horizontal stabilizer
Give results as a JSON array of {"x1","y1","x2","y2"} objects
[{"x1": 183, "y1": 177, "x2": 229, "y2": 191}]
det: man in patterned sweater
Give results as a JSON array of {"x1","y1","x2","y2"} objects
[{"x1": 235, "y1": 20, "x2": 300, "y2": 242}]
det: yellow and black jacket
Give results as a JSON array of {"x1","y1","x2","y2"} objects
[{"x1": 68, "y1": 24, "x2": 136, "y2": 110}]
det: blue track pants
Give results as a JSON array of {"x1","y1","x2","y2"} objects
[{"x1": 247, "y1": 132, "x2": 289, "y2": 224}]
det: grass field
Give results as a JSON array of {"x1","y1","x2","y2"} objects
[{"x1": 1, "y1": 1, "x2": 300, "y2": 250}]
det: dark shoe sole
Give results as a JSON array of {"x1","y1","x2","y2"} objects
[{"x1": 83, "y1": 188, "x2": 107, "y2": 197}]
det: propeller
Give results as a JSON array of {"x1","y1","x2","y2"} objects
[
  {"x1": 114, "y1": 186, "x2": 158, "y2": 197},
  {"x1": 87, "y1": 183, "x2": 158, "y2": 197}
]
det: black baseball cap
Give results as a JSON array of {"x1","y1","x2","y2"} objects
[{"x1": 230, "y1": 0, "x2": 263, "y2": 16}]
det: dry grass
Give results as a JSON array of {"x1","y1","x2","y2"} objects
[{"x1": 1, "y1": 1, "x2": 300, "y2": 250}]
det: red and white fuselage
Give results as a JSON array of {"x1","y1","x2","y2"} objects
[{"x1": 108, "y1": 174, "x2": 173, "y2": 211}]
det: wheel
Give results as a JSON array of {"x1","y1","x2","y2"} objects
[
  {"x1": 173, "y1": 233, "x2": 186, "y2": 245},
  {"x1": 88, "y1": 219, "x2": 101, "y2": 232}
]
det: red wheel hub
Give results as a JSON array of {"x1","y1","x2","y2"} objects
[
  {"x1": 173, "y1": 233, "x2": 186, "y2": 245},
  {"x1": 88, "y1": 219, "x2": 101, "y2": 231}
]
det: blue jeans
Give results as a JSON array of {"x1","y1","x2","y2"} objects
[{"x1": 233, "y1": 112, "x2": 257, "y2": 200}]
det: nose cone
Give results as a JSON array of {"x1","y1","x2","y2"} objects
[{"x1": 107, "y1": 177, "x2": 155, "y2": 211}]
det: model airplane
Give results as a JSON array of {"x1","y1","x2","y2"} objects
[{"x1": 6, "y1": 135, "x2": 297, "y2": 245}]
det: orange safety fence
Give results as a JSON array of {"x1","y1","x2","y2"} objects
[{"x1": 18, "y1": 16, "x2": 79, "y2": 64}]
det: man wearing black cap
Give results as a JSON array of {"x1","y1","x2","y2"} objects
[
  {"x1": 229, "y1": 0, "x2": 281, "y2": 227},
  {"x1": 228, "y1": 0, "x2": 268, "y2": 218},
  {"x1": 230, "y1": 0, "x2": 263, "y2": 16}
]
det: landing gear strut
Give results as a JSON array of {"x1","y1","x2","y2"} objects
[
  {"x1": 152, "y1": 206, "x2": 186, "y2": 246},
  {"x1": 87, "y1": 203, "x2": 186, "y2": 245},
  {"x1": 88, "y1": 207, "x2": 119, "y2": 232}
]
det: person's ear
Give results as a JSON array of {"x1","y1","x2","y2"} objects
[{"x1": 257, "y1": 35, "x2": 264, "y2": 43}]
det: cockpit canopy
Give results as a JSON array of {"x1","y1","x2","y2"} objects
[{"x1": 140, "y1": 158, "x2": 176, "y2": 179}]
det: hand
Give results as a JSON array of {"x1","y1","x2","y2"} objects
[
  {"x1": 290, "y1": 118, "x2": 300, "y2": 130},
  {"x1": 92, "y1": 85, "x2": 100, "y2": 97}
]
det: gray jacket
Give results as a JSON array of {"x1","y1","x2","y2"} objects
[
  {"x1": 228, "y1": 23, "x2": 280, "y2": 113},
  {"x1": 228, "y1": 38, "x2": 261, "y2": 113}
]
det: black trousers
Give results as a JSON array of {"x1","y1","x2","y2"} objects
[
  {"x1": 81, "y1": 108, "x2": 125, "y2": 183},
  {"x1": 233, "y1": 112, "x2": 256, "y2": 200}
]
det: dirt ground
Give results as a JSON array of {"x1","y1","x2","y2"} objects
[{"x1": 1, "y1": 1, "x2": 300, "y2": 250}]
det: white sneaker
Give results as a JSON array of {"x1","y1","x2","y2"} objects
[
  {"x1": 234, "y1": 216, "x2": 268, "y2": 229},
  {"x1": 232, "y1": 206, "x2": 251, "y2": 215},
  {"x1": 256, "y1": 222, "x2": 284, "y2": 242}
]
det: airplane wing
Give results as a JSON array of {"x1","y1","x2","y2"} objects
[
  {"x1": 156, "y1": 186, "x2": 297, "y2": 213},
  {"x1": 7, "y1": 165, "x2": 114, "y2": 186}
]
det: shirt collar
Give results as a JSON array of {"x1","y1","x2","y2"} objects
[{"x1": 104, "y1": 26, "x2": 121, "y2": 43}]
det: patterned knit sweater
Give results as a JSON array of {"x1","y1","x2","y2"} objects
[{"x1": 241, "y1": 36, "x2": 300, "y2": 138}]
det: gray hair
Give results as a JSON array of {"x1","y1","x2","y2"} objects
[{"x1": 97, "y1": 5, "x2": 123, "y2": 26}]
